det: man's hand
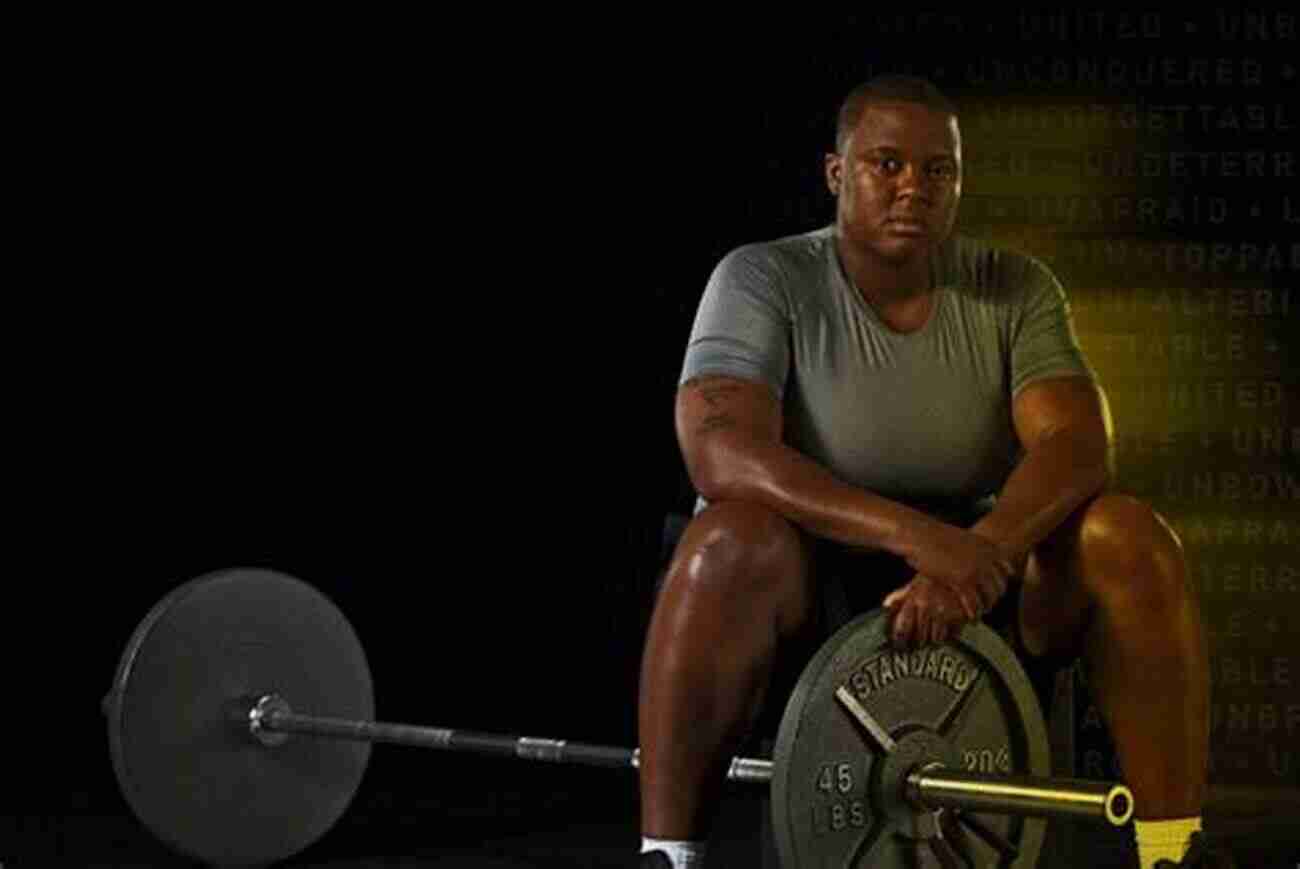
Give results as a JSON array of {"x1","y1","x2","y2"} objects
[
  {"x1": 899, "y1": 519, "x2": 1016, "y2": 620},
  {"x1": 883, "y1": 575, "x2": 972, "y2": 648}
]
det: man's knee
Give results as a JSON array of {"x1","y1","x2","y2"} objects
[
  {"x1": 1076, "y1": 493, "x2": 1187, "y2": 612},
  {"x1": 665, "y1": 501, "x2": 812, "y2": 624}
]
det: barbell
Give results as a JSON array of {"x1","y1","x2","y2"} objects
[{"x1": 104, "y1": 568, "x2": 1133, "y2": 867}]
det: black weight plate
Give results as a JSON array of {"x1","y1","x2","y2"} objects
[
  {"x1": 106, "y1": 568, "x2": 374, "y2": 866},
  {"x1": 772, "y1": 609, "x2": 1049, "y2": 868}
]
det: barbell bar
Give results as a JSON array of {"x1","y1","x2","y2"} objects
[{"x1": 240, "y1": 693, "x2": 1130, "y2": 824}]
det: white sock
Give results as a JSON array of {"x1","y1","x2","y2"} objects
[
  {"x1": 1134, "y1": 816, "x2": 1201, "y2": 869},
  {"x1": 641, "y1": 836, "x2": 708, "y2": 868}
]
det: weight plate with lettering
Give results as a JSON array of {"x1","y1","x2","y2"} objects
[
  {"x1": 105, "y1": 567, "x2": 374, "y2": 866},
  {"x1": 771, "y1": 609, "x2": 1049, "y2": 868}
]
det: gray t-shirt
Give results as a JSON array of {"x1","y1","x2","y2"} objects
[{"x1": 680, "y1": 225, "x2": 1095, "y2": 516}]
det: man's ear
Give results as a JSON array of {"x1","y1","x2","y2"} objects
[{"x1": 825, "y1": 152, "x2": 841, "y2": 196}]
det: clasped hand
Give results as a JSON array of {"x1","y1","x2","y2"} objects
[{"x1": 884, "y1": 523, "x2": 1019, "y2": 648}]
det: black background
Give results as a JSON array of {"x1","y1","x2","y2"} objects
[{"x1": 9, "y1": 9, "x2": 1298, "y2": 867}]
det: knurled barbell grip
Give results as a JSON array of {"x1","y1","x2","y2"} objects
[{"x1": 245, "y1": 694, "x2": 775, "y2": 782}]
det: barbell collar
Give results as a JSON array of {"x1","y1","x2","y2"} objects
[{"x1": 906, "y1": 762, "x2": 1134, "y2": 827}]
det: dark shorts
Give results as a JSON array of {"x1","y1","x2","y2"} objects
[{"x1": 654, "y1": 511, "x2": 1078, "y2": 747}]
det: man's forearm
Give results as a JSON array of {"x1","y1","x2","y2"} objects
[
  {"x1": 694, "y1": 432, "x2": 932, "y2": 557},
  {"x1": 969, "y1": 427, "x2": 1112, "y2": 563}
]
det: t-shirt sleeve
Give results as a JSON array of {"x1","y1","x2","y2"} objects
[
  {"x1": 679, "y1": 246, "x2": 791, "y2": 398},
  {"x1": 1010, "y1": 256, "x2": 1096, "y2": 397}
]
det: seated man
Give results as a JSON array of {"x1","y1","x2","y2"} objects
[{"x1": 637, "y1": 76, "x2": 1230, "y2": 868}]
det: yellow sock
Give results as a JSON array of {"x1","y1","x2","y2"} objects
[{"x1": 1134, "y1": 816, "x2": 1202, "y2": 868}]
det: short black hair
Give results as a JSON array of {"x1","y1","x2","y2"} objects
[{"x1": 834, "y1": 75, "x2": 958, "y2": 153}]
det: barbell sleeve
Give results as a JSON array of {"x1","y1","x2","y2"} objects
[{"x1": 906, "y1": 762, "x2": 1134, "y2": 826}]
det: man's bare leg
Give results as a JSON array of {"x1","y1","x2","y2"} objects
[
  {"x1": 638, "y1": 501, "x2": 814, "y2": 846},
  {"x1": 1021, "y1": 494, "x2": 1211, "y2": 865}
]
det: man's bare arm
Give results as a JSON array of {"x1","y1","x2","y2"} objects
[{"x1": 968, "y1": 376, "x2": 1114, "y2": 562}]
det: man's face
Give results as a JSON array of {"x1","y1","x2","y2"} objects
[{"x1": 825, "y1": 101, "x2": 962, "y2": 264}]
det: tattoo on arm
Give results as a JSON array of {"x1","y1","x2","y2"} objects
[
  {"x1": 683, "y1": 378, "x2": 743, "y2": 435},
  {"x1": 696, "y1": 413, "x2": 736, "y2": 436},
  {"x1": 699, "y1": 384, "x2": 741, "y2": 407},
  {"x1": 683, "y1": 376, "x2": 743, "y2": 406}
]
